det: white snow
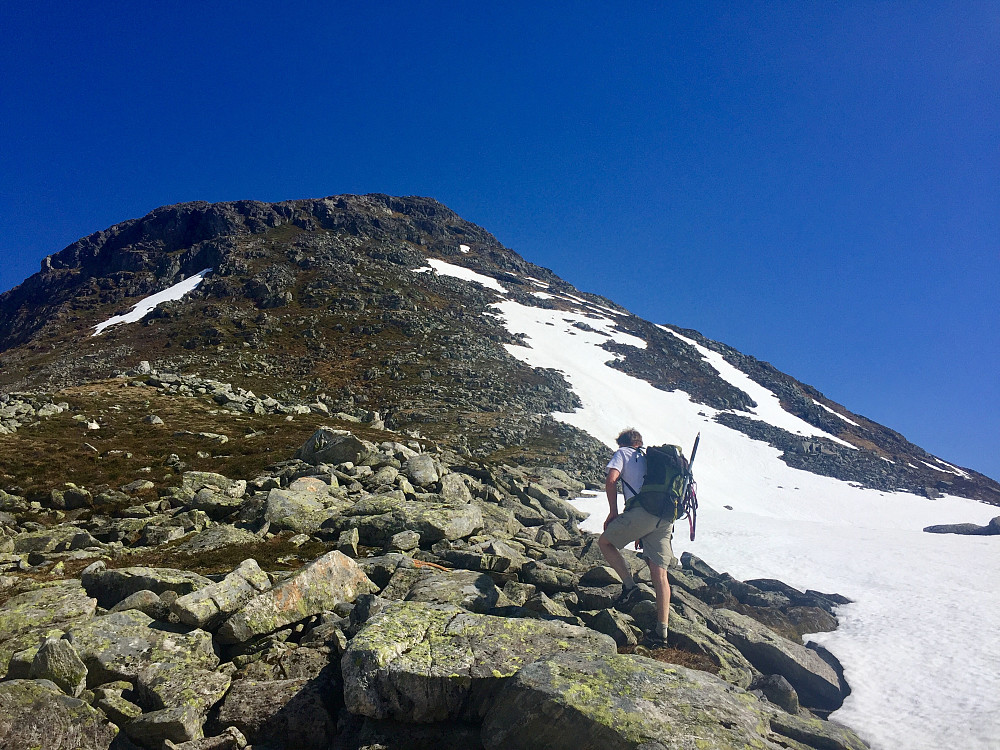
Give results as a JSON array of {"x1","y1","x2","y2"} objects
[
  {"x1": 92, "y1": 268, "x2": 212, "y2": 336},
  {"x1": 814, "y1": 398, "x2": 862, "y2": 427},
  {"x1": 663, "y1": 326, "x2": 855, "y2": 448},
  {"x1": 417, "y1": 258, "x2": 508, "y2": 294},
  {"x1": 485, "y1": 293, "x2": 1000, "y2": 750},
  {"x1": 460, "y1": 244, "x2": 471, "y2": 253}
]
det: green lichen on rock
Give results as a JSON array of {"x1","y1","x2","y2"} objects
[
  {"x1": 342, "y1": 600, "x2": 615, "y2": 723},
  {"x1": 481, "y1": 650, "x2": 861, "y2": 750},
  {"x1": 0, "y1": 678, "x2": 118, "y2": 750}
]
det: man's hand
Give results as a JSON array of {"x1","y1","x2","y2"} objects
[{"x1": 604, "y1": 510, "x2": 618, "y2": 530}]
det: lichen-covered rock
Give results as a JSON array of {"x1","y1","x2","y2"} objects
[
  {"x1": 217, "y1": 551, "x2": 374, "y2": 644},
  {"x1": 342, "y1": 600, "x2": 616, "y2": 723},
  {"x1": 209, "y1": 677, "x2": 334, "y2": 750},
  {"x1": 29, "y1": 637, "x2": 88, "y2": 697},
  {"x1": 67, "y1": 609, "x2": 218, "y2": 686},
  {"x1": 137, "y1": 660, "x2": 232, "y2": 714},
  {"x1": 171, "y1": 558, "x2": 271, "y2": 629},
  {"x1": 163, "y1": 726, "x2": 248, "y2": 750},
  {"x1": 404, "y1": 568, "x2": 501, "y2": 613},
  {"x1": 710, "y1": 607, "x2": 844, "y2": 710},
  {"x1": 171, "y1": 525, "x2": 259, "y2": 555},
  {"x1": 480, "y1": 651, "x2": 868, "y2": 750},
  {"x1": 0, "y1": 678, "x2": 117, "y2": 750},
  {"x1": 180, "y1": 471, "x2": 247, "y2": 499},
  {"x1": 263, "y1": 488, "x2": 333, "y2": 534},
  {"x1": 406, "y1": 454, "x2": 441, "y2": 487},
  {"x1": 297, "y1": 427, "x2": 374, "y2": 466},
  {"x1": 125, "y1": 705, "x2": 205, "y2": 748},
  {"x1": 335, "y1": 497, "x2": 483, "y2": 546},
  {"x1": 0, "y1": 580, "x2": 97, "y2": 674},
  {"x1": 667, "y1": 609, "x2": 757, "y2": 689},
  {"x1": 81, "y1": 561, "x2": 213, "y2": 609}
]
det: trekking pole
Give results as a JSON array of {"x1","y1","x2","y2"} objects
[{"x1": 680, "y1": 433, "x2": 700, "y2": 541}]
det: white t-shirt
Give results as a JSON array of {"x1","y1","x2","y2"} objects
[{"x1": 606, "y1": 446, "x2": 646, "y2": 499}]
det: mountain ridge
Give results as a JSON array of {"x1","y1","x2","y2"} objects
[{"x1": 0, "y1": 193, "x2": 997, "y2": 505}]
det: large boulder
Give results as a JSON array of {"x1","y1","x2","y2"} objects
[
  {"x1": 209, "y1": 677, "x2": 335, "y2": 750},
  {"x1": 29, "y1": 637, "x2": 88, "y2": 697},
  {"x1": 81, "y1": 562, "x2": 213, "y2": 609},
  {"x1": 171, "y1": 558, "x2": 271, "y2": 629},
  {"x1": 404, "y1": 568, "x2": 501, "y2": 613},
  {"x1": 217, "y1": 551, "x2": 375, "y2": 644},
  {"x1": 67, "y1": 609, "x2": 218, "y2": 686},
  {"x1": 481, "y1": 651, "x2": 868, "y2": 750},
  {"x1": 297, "y1": 428, "x2": 374, "y2": 466},
  {"x1": 0, "y1": 679, "x2": 118, "y2": 750},
  {"x1": 264, "y1": 488, "x2": 335, "y2": 534},
  {"x1": 0, "y1": 580, "x2": 97, "y2": 675},
  {"x1": 334, "y1": 495, "x2": 483, "y2": 546},
  {"x1": 710, "y1": 608, "x2": 844, "y2": 710},
  {"x1": 342, "y1": 600, "x2": 616, "y2": 723}
]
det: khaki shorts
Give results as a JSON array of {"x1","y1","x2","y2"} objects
[{"x1": 601, "y1": 504, "x2": 675, "y2": 569}]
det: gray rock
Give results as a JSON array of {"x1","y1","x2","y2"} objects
[
  {"x1": 171, "y1": 559, "x2": 271, "y2": 630},
  {"x1": 81, "y1": 561, "x2": 213, "y2": 609},
  {"x1": 404, "y1": 569, "x2": 501, "y2": 613},
  {"x1": 67, "y1": 609, "x2": 218, "y2": 686},
  {"x1": 29, "y1": 637, "x2": 88, "y2": 697},
  {"x1": 0, "y1": 580, "x2": 97, "y2": 674},
  {"x1": 264, "y1": 488, "x2": 331, "y2": 534},
  {"x1": 481, "y1": 650, "x2": 868, "y2": 750},
  {"x1": 336, "y1": 497, "x2": 483, "y2": 546},
  {"x1": 171, "y1": 525, "x2": 260, "y2": 555},
  {"x1": 439, "y1": 473, "x2": 473, "y2": 503},
  {"x1": 217, "y1": 551, "x2": 375, "y2": 644},
  {"x1": 407, "y1": 454, "x2": 441, "y2": 487},
  {"x1": 0, "y1": 678, "x2": 117, "y2": 750},
  {"x1": 209, "y1": 678, "x2": 334, "y2": 750},
  {"x1": 109, "y1": 589, "x2": 164, "y2": 617},
  {"x1": 338, "y1": 527, "x2": 360, "y2": 557},
  {"x1": 163, "y1": 726, "x2": 248, "y2": 749},
  {"x1": 342, "y1": 600, "x2": 616, "y2": 723},
  {"x1": 297, "y1": 427, "x2": 374, "y2": 466},
  {"x1": 181, "y1": 471, "x2": 246, "y2": 498},
  {"x1": 710, "y1": 608, "x2": 843, "y2": 710},
  {"x1": 125, "y1": 705, "x2": 205, "y2": 747}
]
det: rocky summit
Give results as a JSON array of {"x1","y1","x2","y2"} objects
[{"x1": 0, "y1": 194, "x2": 994, "y2": 749}]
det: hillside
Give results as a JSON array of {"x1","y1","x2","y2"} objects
[{"x1": 1, "y1": 194, "x2": 996, "y2": 506}]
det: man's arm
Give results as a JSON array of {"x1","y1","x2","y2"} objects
[{"x1": 604, "y1": 468, "x2": 620, "y2": 529}]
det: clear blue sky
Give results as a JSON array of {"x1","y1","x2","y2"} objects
[{"x1": 2, "y1": 2, "x2": 997, "y2": 481}]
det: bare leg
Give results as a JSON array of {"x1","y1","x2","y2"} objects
[
  {"x1": 598, "y1": 534, "x2": 636, "y2": 588},
  {"x1": 647, "y1": 559, "x2": 671, "y2": 632}
]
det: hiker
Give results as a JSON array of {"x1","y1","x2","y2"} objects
[{"x1": 598, "y1": 428, "x2": 673, "y2": 647}]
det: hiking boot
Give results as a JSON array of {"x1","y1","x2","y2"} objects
[
  {"x1": 611, "y1": 585, "x2": 643, "y2": 612},
  {"x1": 639, "y1": 631, "x2": 669, "y2": 650}
]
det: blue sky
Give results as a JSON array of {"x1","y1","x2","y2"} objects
[{"x1": 1, "y1": 2, "x2": 997, "y2": 481}]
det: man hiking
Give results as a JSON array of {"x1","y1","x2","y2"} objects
[{"x1": 598, "y1": 428, "x2": 673, "y2": 647}]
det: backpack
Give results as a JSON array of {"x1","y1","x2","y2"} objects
[{"x1": 623, "y1": 445, "x2": 691, "y2": 526}]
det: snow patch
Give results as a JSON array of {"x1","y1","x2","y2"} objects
[
  {"x1": 415, "y1": 258, "x2": 508, "y2": 294},
  {"x1": 487, "y1": 295, "x2": 1000, "y2": 750},
  {"x1": 92, "y1": 269, "x2": 212, "y2": 336},
  {"x1": 813, "y1": 399, "x2": 861, "y2": 427}
]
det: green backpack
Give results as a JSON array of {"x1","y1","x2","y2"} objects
[{"x1": 623, "y1": 444, "x2": 689, "y2": 524}]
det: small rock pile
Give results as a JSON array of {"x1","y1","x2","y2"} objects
[{"x1": 0, "y1": 427, "x2": 869, "y2": 750}]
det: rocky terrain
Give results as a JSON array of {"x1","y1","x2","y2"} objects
[
  {"x1": 0, "y1": 421, "x2": 868, "y2": 750},
  {"x1": 0, "y1": 194, "x2": 996, "y2": 504},
  {"x1": 0, "y1": 193, "x2": 996, "y2": 749}
]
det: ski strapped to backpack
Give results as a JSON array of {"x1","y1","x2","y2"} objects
[{"x1": 621, "y1": 433, "x2": 700, "y2": 540}]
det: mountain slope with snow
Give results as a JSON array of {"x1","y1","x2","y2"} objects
[
  {"x1": 1, "y1": 195, "x2": 998, "y2": 749},
  {"x1": 421, "y1": 256, "x2": 1000, "y2": 750}
]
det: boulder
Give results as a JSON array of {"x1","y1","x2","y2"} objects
[
  {"x1": 297, "y1": 427, "x2": 374, "y2": 466},
  {"x1": 0, "y1": 580, "x2": 97, "y2": 674},
  {"x1": 29, "y1": 637, "x2": 88, "y2": 697},
  {"x1": 125, "y1": 705, "x2": 205, "y2": 748},
  {"x1": 406, "y1": 454, "x2": 441, "y2": 486},
  {"x1": 217, "y1": 551, "x2": 375, "y2": 644},
  {"x1": 209, "y1": 677, "x2": 334, "y2": 750},
  {"x1": 710, "y1": 608, "x2": 844, "y2": 710},
  {"x1": 342, "y1": 600, "x2": 616, "y2": 723},
  {"x1": 335, "y1": 497, "x2": 483, "y2": 546},
  {"x1": 67, "y1": 609, "x2": 218, "y2": 686},
  {"x1": 81, "y1": 561, "x2": 213, "y2": 609},
  {"x1": 171, "y1": 558, "x2": 271, "y2": 629},
  {"x1": 264, "y1": 488, "x2": 332, "y2": 534},
  {"x1": 0, "y1": 679, "x2": 117, "y2": 750},
  {"x1": 181, "y1": 472, "x2": 247, "y2": 499},
  {"x1": 404, "y1": 568, "x2": 501, "y2": 613},
  {"x1": 163, "y1": 726, "x2": 248, "y2": 750},
  {"x1": 481, "y1": 651, "x2": 868, "y2": 750},
  {"x1": 171, "y1": 525, "x2": 259, "y2": 555}
]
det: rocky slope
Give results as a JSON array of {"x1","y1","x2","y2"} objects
[
  {"x1": 0, "y1": 195, "x2": 996, "y2": 503},
  {"x1": 0, "y1": 424, "x2": 868, "y2": 750}
]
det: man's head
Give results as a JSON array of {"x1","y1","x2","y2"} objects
[{"x1": 616, "y1": 429, "x2": 643, "y2": 448}]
